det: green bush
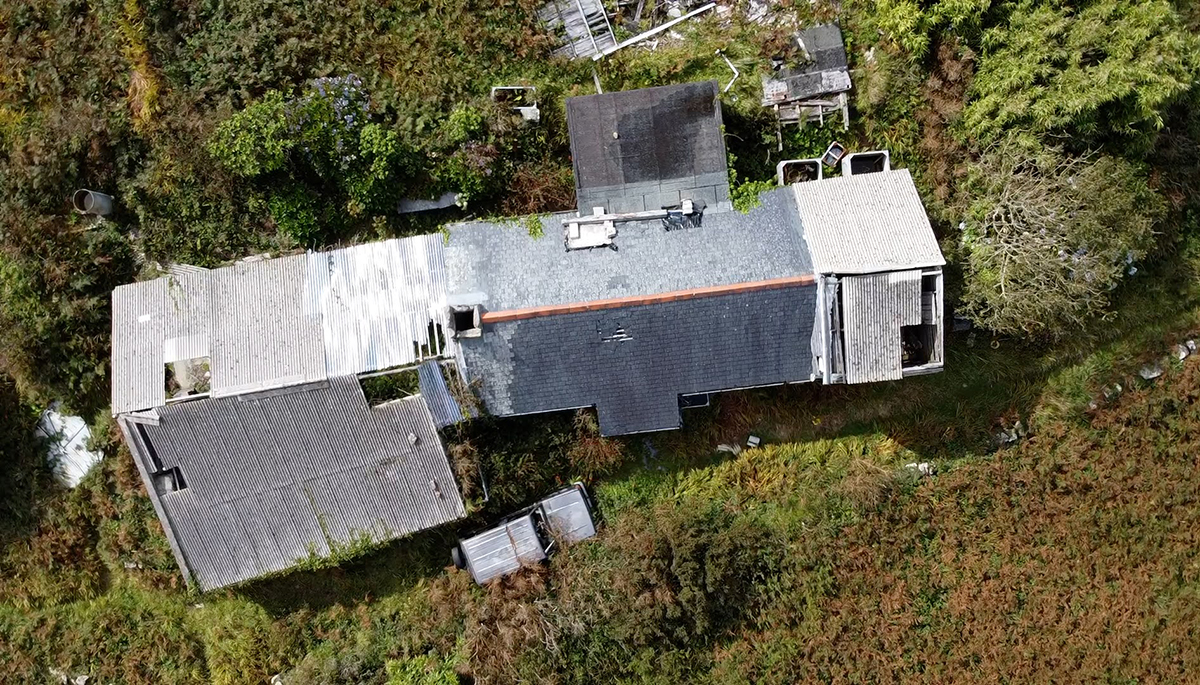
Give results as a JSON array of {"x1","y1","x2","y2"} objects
[
  {"x1": 269, "y1": 187, "x2": 322, "y2": 245},
  {"x1": 0, "y1": 212, "x2": 135, "y2": 413},
  {"x1": 851, "y1": 0, "x2": 995, "y2": 58},
  {"x1": 962, "y1": 0, "x2": 1199, "y2": 150},
  {"x1": 958, "y1": 137, "x2": 1164, "y2": 337},
  {"x1": 206, "y1": 91, "x2": 291, "y2": 177},
  {"x1": 207, "y1": 75, "x2": 409, "y2": 243},
  {"x1": 442, "y1": 105, "x2": 486, "y2": 146},
  {"x1": 385, "y1": 653, "x2": 460, "y2": 685}
]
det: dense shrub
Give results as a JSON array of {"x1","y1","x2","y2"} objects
[
  {"x1": 0, "y1": 376, "x2": 45, "y2": 544},
  {"x1": 962, "y1": 0, "x2": 1199, "y2": 150},
  {"x1": 0, "y1": 212, "x2": 135, "y2": 412},
  {"x1": 206, "y1": 75, "x2": 410, "y2": 244},
  {"x1": 857, "y1": 0, "x2": 996, "y2": 58},
  {"x1": 958, "y1": 137, "x2": 1163, "y2": 337},
  {"x1": 206, "y1": 91, "x2": 292, "y2": 177}
]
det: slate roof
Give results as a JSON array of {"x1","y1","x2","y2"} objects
[
  {"x1": 445, "y1": 183, "x2": 821, "y2": 435},
  {"x1": 762, "y1": 23, "x2": 852, "y2": 104},
  {"x1": 567, "y1": 81, "x2": 731, "y2": 214},
  {"x1": 457, "y1": 284, "x2": 818, "y2": 435},
  {"x1": 444, "y1": 186, "x2": 811, "y2": 312},
  {"x1": 119, "y1": 376, "x2": 466, "y2": 590},
  {"x1": 792, "y1": 169, "x2": 946, "y2": 274}
]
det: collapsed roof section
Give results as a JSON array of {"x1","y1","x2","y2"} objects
[
  {"x1": 567, "y1": 81, "x2": 732, "y2": 214},
  {"x1": 119, "y1": 377, "x2": 465, "y2": 591},
  {"x1": 111, "y1": 234, "x2": 453, "y2": 415},
  {"x1": 762, "y1": 23, "x2": 852, "y2": 105},
  {"x1": 539, "y1": 0, "x2": 616, "y2": 59}
]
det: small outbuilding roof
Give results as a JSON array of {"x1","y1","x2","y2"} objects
[
  {"x1": 567, "y1": 81, "x2": 731, "y2": 214},
  {"x1": 792, "y1": 169, "x2": 945, "y2": 274},
  {"x1": 762, "y1": 23, "x2": 852, "y2": 104}
]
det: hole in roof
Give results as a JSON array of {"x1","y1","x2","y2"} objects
[
  {"x1": 359, "y1": 368, "x2": 421, "y2": 407},
  {"x1": 165, "y1": 357, "x2": 211, "y2": 401}
]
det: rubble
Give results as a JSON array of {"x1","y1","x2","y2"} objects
[
  {"x1": 995, "y1": 419, "x2": 1026, "y2": 446},
  {"x1": 904, "y1": 462, "x2": 935, "y2": 477},
  {"x1": 1139, "y1": 363, "x2": 1164, "y2": 381}
]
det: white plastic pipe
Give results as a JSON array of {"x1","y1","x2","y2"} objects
[{"x1": 592, "y1": 2, "x2": 717, "y2": 60}]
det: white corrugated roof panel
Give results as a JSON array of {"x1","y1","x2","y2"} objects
[
  {"x1": 841, "y1": 270, "x2": 923, "y2": 384},
  {"x1": 305, "y1": 234, "x2": 453, "y2": 377},
  {"x1": 112, "y1": 280, "x2": 168, "y2": 414},
  {"x1": 792, "y1": 169, "x2": 945, "y2": 275}
]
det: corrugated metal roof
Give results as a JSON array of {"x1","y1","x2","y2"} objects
[
  {"x1": 305, "y1": 234, "x2": 452, "y2": 377},
  {"x1": 112, "y1": 280, "x2": 168, "y2": 414},
  {"x1": 112, "y1": 235, "x2": 453, "y2": 415},
  {"x1": 417, "y1": 361, "x2": 467, "y2": 428},
  {"x1": 841, "y1": 271, "x2": 922, "y2": 384},
  {"x1": 120, "y1": 377, "x2": 466, "y2": 590},
  {"x1": 792, "y1": 169, "x2": 945, "y2": 275},
  {"x1": 209, "y1": 255, "x2": 326, "y2": 397}
]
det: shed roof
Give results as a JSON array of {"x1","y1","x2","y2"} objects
[
  {"x1": 112, "y1": 233, "x2": 453, "y2": 415},
  {"x1": 762, "y1": 24, "x2": 851, "y2": 104},
  {"x1": 567, "y1": 81, "x2": 731, "y2": 214},
  {"x1": 119, "y1": 377, "x2": 465, "y2": 590},
  {"x1": 792, "y1": 169, "x2": 946, "y2": 275}
]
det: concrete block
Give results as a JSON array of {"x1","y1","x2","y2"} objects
[
  {"x1": 610, "y1": 195, "x2": 646, "y2": 214},
  {"x1": 644, "y1": 189, "x2": 681, "y2": 210}
]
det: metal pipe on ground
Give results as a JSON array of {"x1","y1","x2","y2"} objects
[{"x1": 72, "y1": 189, "x2": 113, "y2": 216}]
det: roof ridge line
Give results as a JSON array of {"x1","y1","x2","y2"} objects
[{"x1": 480, "y1": 274, "x2": 816, "y2": 324}]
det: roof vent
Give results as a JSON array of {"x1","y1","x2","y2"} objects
[
  {"x1": 661, "y1": 198, "x2": 704, "y2": 231},
  {"x1": 776, "y1": 159, "x2": 823, "y2": 185},
  {"x1": 408, "y1": 431, "x2": 421, "y2": 446},
  {"x1": 841, "y1": 150, "x2": 891, "y2": 176},
  {"x1": 565, "y1": 207, "x2": 618, "y2": 250}
]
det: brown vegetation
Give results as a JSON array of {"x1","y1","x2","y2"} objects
[
  {"x1": 917, "y1": 40, "x2": 974, "y2": 204},
  {"x1": 712, "y1": 357, "x2": 1200, "y2": 683}
]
